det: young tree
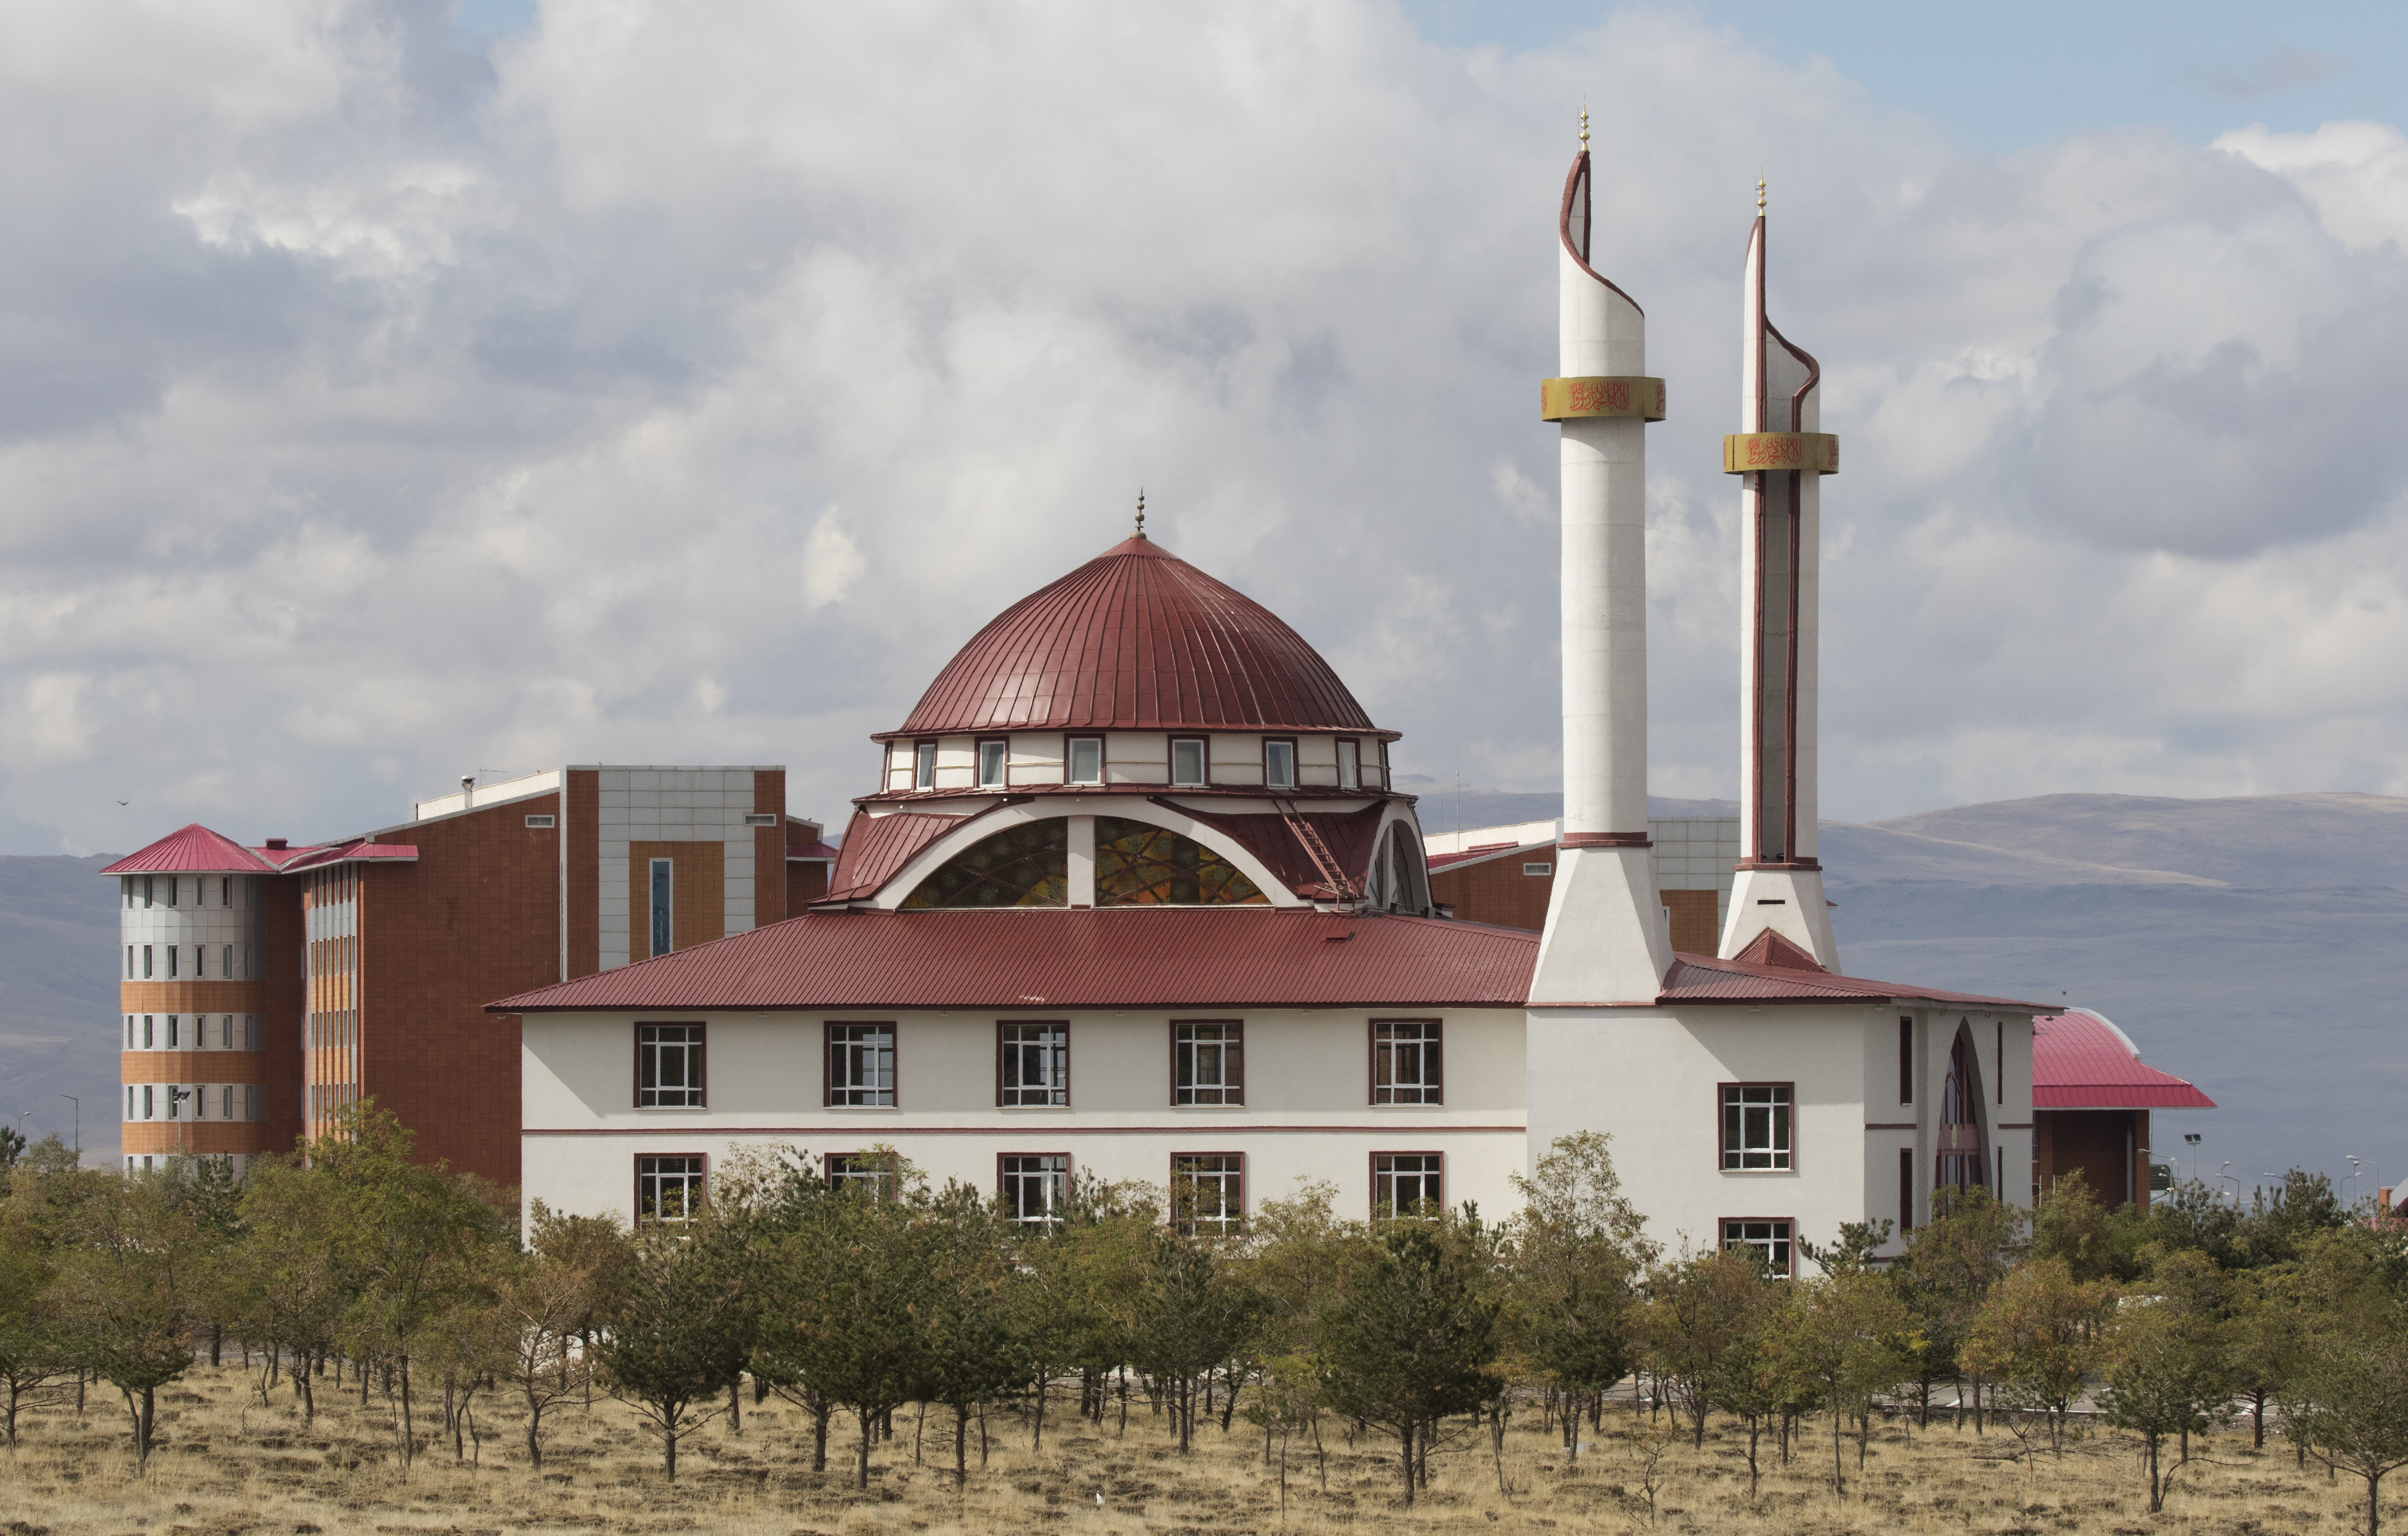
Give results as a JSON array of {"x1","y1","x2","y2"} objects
[
  {"x1": 2225, "y1": 1266, "x2": 2312, "y2": 1451},
  {"x1": 920, "y1": 1182, "x2": 1029, "y2": 1484},
  {"x1": 229, "y1": 1151, "x2": 357, "y2": 1425},
  {"x1": 0, "y1": 1212, "x2": 67, "y2": 1446},
  {"x1": 499, "y1": 1204, "x2": 621, "y2": 1469},
  {"x1": 1890, "y1": 1185, "x2": 2020, "y2": 1427},
  {"x1": 1765, "y1": 1268, "x2": 1913, "y2": 1496},
  {"x1": 1129, "y1": 1224, "x2": 1260, "y2": 1454},
  {"x1": 1312, "y1": 1220, "x2": 1500, "y2": 1507},
  {"x1": 1506, "y1": 1132, "x2": 1653, "y2": 1459},
  {"x1": 1961, "y1": 1256, "x2": 2111, "y2": 1453},
  {"x1": 52, "y1": 1171, "x2": 200, "y2": 1472},
  {"x1": 594, "y1": 1230, "x2": 748, "y2": 1482},
  {"x1": 1639, "y1": 1246, "x2": 1764, "y2": 1449},
  {"x1": 2099, "y1": 1295, "x2": 2230, "y2": 1512},
  {"x1": 2281, "y1": 1308, "x2": 2408, "y2": 1536}
]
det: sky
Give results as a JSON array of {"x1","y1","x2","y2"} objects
[{"x1": 3, "y1": 0, "x2": 2406, "y2": 854}]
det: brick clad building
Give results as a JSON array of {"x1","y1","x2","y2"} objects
[{"x1": 104, "y1": 768, "x2": 829, "y2": 1186}]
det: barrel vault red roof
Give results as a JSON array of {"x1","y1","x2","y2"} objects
[
  {"x1": 101, "y1": 824, "x2": 279, "y2": 875},
  {"x1": 2032, "y1": 1010, "x2": 2216, "y2": 1110},
  {"x1": 883, "y1": 538, "x2": 1380, "y2": 740}
]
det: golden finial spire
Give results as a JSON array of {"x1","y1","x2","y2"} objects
[
  {"x1": 1579, "y1": 104, "x2": 1590, "y2": 155},
  {"x1": 1757, "y1": 174, "x2": 1766, "y2": 213},
  {"x1": 1134, "y1": 488, "x2": 1147, "y2": 541}
]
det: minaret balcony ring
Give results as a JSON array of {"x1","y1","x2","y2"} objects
[
  {"x1": 1541, "y1": 376, "x2": 1667, "y2": 421},
  {"x1": 1722, "y1": 433, "x2": 1839, "y2": 474}
]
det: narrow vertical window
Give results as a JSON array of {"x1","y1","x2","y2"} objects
[
  {"x1": 125, "y1": 1086, "x2": 135, "y2": 1120},
  {"x1": 1900, "y1": 1146, "x2": 1915, "y2": 1233},
  {"x1": 126, "y1": 945, "x2": 134, "y2": 980},
  {"x1": 648, "y1": 859, "x2": 673, "y2": 958},
  {"x1": 1263, "y1": 739, "x2": 1296, "y2": 789},
  {"x1": 999, "y1": 1154, "x2": 1069, "y2": 1226},
  {"x1": 1899, "y1": 1016, "x2": 1914, "y2": 1104},
  {"x1": 999, "y1": 1023, "x2": 1069, "y2": 1106},
  {"x1": 243, "y1": 944, "x2": 253, "y2": 979},
  {"x1": 1371, "y1": 1019, "x2": 1442, "y2": 1104},
  {"x1": 124, "y1": 1015, "x2": 134, "y2": 1049},
  {"x1": 1336, "y1": 739, "x2": 1360, "y2": 791},
  {"x1": 166, "y1": 1015, "x2": 178, "y2": 1049},
  {"x1": 636, "y1": 1023, "x2": 706, "y2": 1107},
  {"x1": 222, "y1": 1086, "x2": 233, "y2": 1120},
  {"x1": 141, "y1": 875, "x2": 154, "y2": 908},
  {"x1": 165, "y1": 877, "x2": 178, "y2": 908},
  {"x1": 1373, "y1": 1153, "x2": 1443, "y2": 1218},
  {"x1": 1719, "y1": 1083, "x2": 1794, "y2": 1170},
  {"x1": 826, "y1": 1024, "x2": 897, "y2": 1106},
  {"x1": 142, "y1": 1015, "x2": 154, "y2": 1048},
  {"x1": 222, "y1": 945, "x2": 233, "y2": 979},
  {"x1": 636, "y1": 1155, "x2": 708, "y2": 1227},
  {"x1": 1173, "y1": 1021, "x2": 1244, "y2": 1105},
  {"x1": 142, "y1": 1085, "x2": 154, "y2": 1120},
  {"x1": 1067, "y1": 737, "x2": 1103, "y2": 785},
  {"x1": 1996, "y1": 1020, "x2": 2004, "y2": 1103},
  {"x1": 194, "y1": 946, "x2": 206, "y2": 978},
  {"x1": 221, "y1": 876, "x2": 232, "y2": 906},
  {"x1": 1170, "y1": 738, "x2": 1207, "y2": 787},
  {"x1": 977, "y1": 739, "x2": 1008, "y2": 788},
  {"x1": 165, "y1": 946, "x2": 177, "y2": 979},
  {"x1": 1170, "y1": 1154, "x2": 1244, "y2": 1237},
  {"x1": 914, "y1": 740, "x2": 938, "y2": 791}
]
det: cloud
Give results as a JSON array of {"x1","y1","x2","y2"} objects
[
  {"x1": 0, "y1": 1, "x2": 2402, "y2": 851},
  {"x1": 2188, "y1": 43, "x2": 2342, "y2": 102}
]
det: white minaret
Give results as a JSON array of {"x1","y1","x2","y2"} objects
[
  {"x1": 1528, "y1": 121, "x2": 1674, "y2": 1005},
  {"x1": 1719, "y1": 184, "x2": 1841, "y2": 967}
]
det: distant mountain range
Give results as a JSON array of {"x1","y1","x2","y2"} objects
[{"x1": 10, "y1": 793, "x2": 2403, "y2": 1196}]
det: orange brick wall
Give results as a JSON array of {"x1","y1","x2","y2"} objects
[
  {"x1": 1665, "y1": 889, "x2": 1720, "y2": 955},
  {"x1": 787, "y1": 858, "x2": 828, "y2": 912},
  {"x1": 359, "y1": 794, "x2": 560, "y2": 1188},
  {"x1": 753, "y1": 770, "x2": 787, "y2": 929},
  {"x1": 1429, "y1": 847, "x2": 1556, "y2": 932},
  {"x1": 626, "y1": 841, "x2": 724, "y2": 957}
]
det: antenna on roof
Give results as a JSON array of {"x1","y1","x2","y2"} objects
[{"x1": 1134, "y1": 488, "x2": 1147, "y2": 541}]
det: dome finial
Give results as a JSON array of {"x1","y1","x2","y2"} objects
[
  {"x1": 1757, "y1": 172, "x2": 1766, "y2": 213},
  {"x1": 1579, "y1": 103, "x2": 1589, "y2": 155},
  {"x1": 1134, "y1": 487, "x2": 1147, "y2": 541}
]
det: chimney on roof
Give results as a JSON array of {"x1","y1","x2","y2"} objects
[
  {"x1": 265, "y1": 838, "x2": 287, "y2": 850},
  {"x1": 461, "y1": 774, "x2": 475, "y2": 808}
]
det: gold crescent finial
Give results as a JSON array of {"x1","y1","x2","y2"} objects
[
  {"x1": 1579, "y1": 104, "x2": 1590, "y2": 154},
  {"x1": 1134, "y1": 488, "x2": 1147, "y2": 541}
]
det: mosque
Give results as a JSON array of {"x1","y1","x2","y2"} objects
[{"x1": 489, "y1": 138, "x2": 2086, "y2": 1269}]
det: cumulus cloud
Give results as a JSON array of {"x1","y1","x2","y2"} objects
[{"x1": 0, "y1": 0, "x2": 2402, "y2": 852}]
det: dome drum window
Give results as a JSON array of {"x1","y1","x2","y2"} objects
[
  {"x1": 1171, "y1": 737, "x2": 1208, "y2": 788},
  {"x1": 1336, "y1": 739, "x2": 1360, "y2": 791},
  {"x1": 1263, "y1": 739, "x2": 1298, "y2": 790},
  {"x1": 913, "y1": 741, "x2": 938, "y2": 792},
  {"x1": 1067, "y1": 737, "x2": 1103, "y2": 785},
  {"x1": 977, "y1": 739, "x2": 1008, "y2": 789}
]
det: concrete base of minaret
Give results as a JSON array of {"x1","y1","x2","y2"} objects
[
  {"x1": 1719, "y1": 866, "x2": 1839, "y2": 970},
  {"x1": 1528, "y1": 845, "x2": 1674, "y2": 1003}
]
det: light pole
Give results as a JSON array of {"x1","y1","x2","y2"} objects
[
  {"x1": 2184, "y1": 1131, "x2": 2202, "y2": 1184},
  {"x1": 2350, "y1": 1157, "x2": 2363, "y2": 1211},
  {"x1": 59, "y1": 1095, "x2": 77, "y2": 1159},
  {"x1": 2219, "y1": 1162, "x2": 2237, "y2": 1206}
]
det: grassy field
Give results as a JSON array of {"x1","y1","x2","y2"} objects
[{"x1": 0, "y1": 1364, "x2": 2375, "y2": 1535}]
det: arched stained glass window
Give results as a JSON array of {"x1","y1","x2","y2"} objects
[
  {"x1": 1096, "y1": 817, "x2": 1267, "y2": 907},
  {"x1": 901, "y1": 820, "x2": 1068, "y2": 908}
]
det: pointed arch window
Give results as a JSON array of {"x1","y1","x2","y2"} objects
[
  {"x1": 901, "y1": 820, "x2": 1069, "y2": 908},
  {"x1": 1095, "y1": 817, "x2": 1267, "y2": 907},
  {"x1": 1937, "y1": 1030, "x2": 1989, "y2": 1194}
]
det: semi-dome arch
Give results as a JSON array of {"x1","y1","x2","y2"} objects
[{"x1": 865, "y1": 799, "x2": 1305, "y2": 911}]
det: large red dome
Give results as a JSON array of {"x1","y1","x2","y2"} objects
[{"x1": 883, "y1": 538, "x2": 1382, "y2": 739}]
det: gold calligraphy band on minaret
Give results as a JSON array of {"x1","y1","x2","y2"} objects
[
  {"x1": 1721, "y1": 433, "x2": 1839, "y2": 474},
  {"x1": 1540, "y1": 376, "x2": 1667, "y2": 421}
]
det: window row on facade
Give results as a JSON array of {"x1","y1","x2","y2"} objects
[
  {"x1": 902, "y1": 733, "x2": 1390, "y2": 793},
  {"x1": 125, "y1": 1082, "x2": 262, "y2": 1122},
  {"x1": 124, "y1": 1013, "x2": 264, "y2": 1051},
  {"x1": 124, "y1": 943, "x2": 256, "y2": 981},
  {"x1": 121, "y1": 874, "x2": 260, "y2": 909},
  {"x1": 634, "y1": 1018, "x2": 1447, "y2": 1110},
  {"x1": 633, "y1": 1149, "x2": 1447, "y2": 1233}
]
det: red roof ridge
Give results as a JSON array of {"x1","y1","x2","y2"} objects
[
  {"x1": 100, "y1": 824, "x2": 280, "y2": 876},
  {"x1": 1730, "y1": 930, "x2": 1827, "y2": 972}
]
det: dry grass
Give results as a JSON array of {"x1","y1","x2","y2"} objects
[{"x1": 0, "y1": 1365, "x2": 2378, "y2": 1535}]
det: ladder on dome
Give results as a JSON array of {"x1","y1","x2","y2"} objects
[{"x1": 1275, "y1": 800, "x2": 1359, "y2": 902}]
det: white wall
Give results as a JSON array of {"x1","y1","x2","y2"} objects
[{"x1": 522, "y1": 1005, "x2": 1527, "y2": 1229}]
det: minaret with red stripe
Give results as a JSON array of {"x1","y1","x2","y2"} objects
[{"x1": 1719, "y1": 181, "x2": 1840, "y2": 967}]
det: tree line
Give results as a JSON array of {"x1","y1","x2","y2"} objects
[{"x1": 8, "y1": 1112, "x2": 2408, "y2": 1535}]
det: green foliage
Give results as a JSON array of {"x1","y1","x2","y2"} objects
[
  {"x1": 594, "y1": 1229, "x2": 749, "y2": 1482},
  {"x1": 2281, "y1": 1304, "x2": 2408, "y2": 1536},
  {"x1": 1506, "y1": 1133, "x2": 1651, "y2": 1431}
]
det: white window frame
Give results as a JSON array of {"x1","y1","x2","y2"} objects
[
  {"x1": 914, "y1": 740, "x2": 938, "y2": 791},
  {"x1": 1173, "y1": 1021, "x2": 1243, "y2": 1106},
  {"x1": 827, "y1": 1023, "x2": 897, "y2": 1106},
  {"x1": 637, "y1": 1154, "x2": 708, "y2": 1227},
  {"x1": 999, "y1": 1022, "x2": 1069, "y2": 1107},
  {"x1": 637, "y1": 1023, "x2": 706, "y2": 1108},
  {"x1": 999, "y1": 1153, "x2": 1069, "y2": 1226},
  {"x1": 1371, "y1": 1018, "x2": 1442, "y2": 1105},
  {"x1": 1171, "y1": 1154, "x2": 1244, "y2": 1237},
  {"x1": 1263, "y1": 738, "x2": 1297, "y2": 790},
  {"x1": 1170, "y1": 737, "x2": 1208, "y2": 788},
  {"x1": 1373, "y1": 1153, "x2": 1443, "y2": 1218},
  {"x1": 1720, "y1": 1082, "x2": 1795, "y2": 1171},
  {"x1": 977, "y1": 738, "x2": 1008, "y2": 789},
  {"x1": 1722, "y1": 1218, "x2": 1796, "y2": 1277},
  {"x1": 1336, "y1": 738, "x2": 1360, "y2": 791},
  {"x1": 1067, "y1": 736, "x2": 1103, "y2": 785}
]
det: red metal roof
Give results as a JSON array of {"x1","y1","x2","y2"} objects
[
  {"x1": 787, "y1": 841, "x2": 842, "y2": 862},
  {"x1": 822, "y1": 810, "x2": 970, "y2": 902},
  {"x1": 1653, "y1": 952, "x2": 2045, "y2": 1009},
  {"x1": 884, "y1": 538, "x2": 1381, "y2": 740},
  {"x1": 1729, "y1": 930, "x2": 1826, "y2": 972},
  {"x1": 490, "y1": 908, "x2": 1541, "y2": 1013},
  {"x1": 280, "y1": 839, "x2": 419, "y2": 872},
  {"x1": 101, "y1": 825, "x2": 280, "y2": 875},
  {"x1": 1427, "y1": 840, "x2": 1551, "y2": 873},
  {"x1": 1175, "y1": 802, "x2": 1387, "y2": 900},
  {"x1": 2032, "y1": 1010, "x2": 2216, "y2": 1110}
]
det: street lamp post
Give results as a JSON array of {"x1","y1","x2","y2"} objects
[
  {"x1": 2184, "y1": 1131, "x2": 2202, "y2": 1184},
  {"x1": 2350, "y1": 1157, "x2": 2363, "y2": 1211}
]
